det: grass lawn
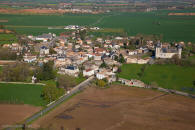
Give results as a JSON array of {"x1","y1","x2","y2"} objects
[
  {"x1": 118, "y1": 64, "x2": 195, "y2": 94},
  {"x1": 0, "y1": 83, "x2": 46, "y2": 106},
  {"x1": 0, "y1": 33, "x2": 18, "y2": 44},
  {"x1": 75, "y1": 76, "x2": 86, "y2": 85}
]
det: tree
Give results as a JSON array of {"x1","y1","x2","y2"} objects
[
  {"x1": 37, "y1": 61, "x2": 56, "y2": 81},
  {"x1": 42, "y1": 85, "x2": 64, "y2": 103},
  {"x1": 0, "y1": 62, "x2": 31, "y2": 82},
  {"x1": 193, "y1": 81, "x2": 195, "y2": 87},
  {"x1": 100, "y1": 61, "x2": 107, "y2": 68},
  {"x1": 0, "y1": 48, "x2": 17, "y2": 60},
  {"x1": 97, "y1": 80, "x2": 106, "y2": 88},
  {"x1": 57, "y1": 75, "x2": 76, "y2": 90},
  {"x1": 49, "y1": 48, "x2": 57, "y2": 54},
  {"x1": 118, "y1": 54, "x2": 126, "y2": 63}
]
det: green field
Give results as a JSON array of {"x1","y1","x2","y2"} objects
[
  {"x1": 1, "y1": 10, "x2": 195, "y2": 42},
  {"x1": 118, "y1": 64, "x2": 195, "y2": 94},
  {"x1": 0, "y1": 34, "x2": 18, "y2": 44},
  {"x1": 0, "y1": 83, "x2": 46, "y2": 106}
]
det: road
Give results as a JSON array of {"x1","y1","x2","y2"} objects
[{"x1": 5, "y1": 76, "x2": 94, "y2": 130}]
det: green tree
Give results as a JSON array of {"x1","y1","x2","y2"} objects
[
  {"x1": 0, "y1": 48, "x2": 17, "y2": 60},
  {"x1": 42, "y1": 85, "x2": 64, "y2": 103},
  {"x1": 118, "y1": 54, "x2": 126, "y2": 63},
  {"x1": 0, "y1": 62, "x2": 31, "y2": 82},
  {"x1": 97, "y1": 80, "x2": 106, "y2": 88},
  {"x1": 57, "y1": 75, "x2": 76, "y2": 90},
  {"x1": 100, "y1": 61, "x2": 107, "y2": 68},
  {"x1": 37, "y1": 61, "x2": 56, "y2": 81}
]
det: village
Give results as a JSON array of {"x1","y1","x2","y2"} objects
[{"x1": 1, "y1": 27, "x2": 186, "y2": 88}]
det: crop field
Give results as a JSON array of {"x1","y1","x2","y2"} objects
[
  {"x1": 118, "y1": 64, "x2": 195, "y2": 94},
  {"x1": 0, "y1": 33, "x2": 18, "y2": 44},
  {"x1": 0, "y1": 83, "x2": 46, "y2": 106},
  {"x1": 32, "y1": 86, "x2": 195, "y2": 130},
  {"x1": 0, "y1": 104, "x2": 41, "y2": 130},
  {"x1": 0, "y1": 10, "x2": 195, "y2": 42}
]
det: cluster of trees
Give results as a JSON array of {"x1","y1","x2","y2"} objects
[
  {"x1": 0, "y1": 62, "x2": 32, "y2": 82},
  {"x1": 96, "y1": 79, "x2": 107, "y2": 88},
  {"x1": 57, "y1": 74, "x2": 76, "y2": 90},
  {"x1": 156, "y1": 54, "x2": 195, "y2": 67},
  {"x1": 42, "y1": 85, "x2": 64, "y2": 103},
  {"x1": 36, "y1": 61, "x2": 56, "y2": 81},
  {"x1": 0, "y1": 48, "x2": 18, "y2": 60},
  {"x1": 114, "y1": 54, "x2": 125, "y2": 63},
  {"x1": 41, "y1": 74, "x2": 77, "y2": 103}
]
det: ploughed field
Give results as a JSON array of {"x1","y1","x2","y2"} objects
[
  {"x1": 0, "y1": 104, "x2": 41, "y2": 130},
  {"x1": 32, "y1": 85, "x2": 195, "y2": 130},
  {"x1": 1, "y1": 9, "x2": 195, "y2": 42}
]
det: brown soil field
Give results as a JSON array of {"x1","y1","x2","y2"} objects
[
  {"x1": 168, "y1": 13, "x2": 195, "y2": 16},
  {"x1": 32, "y1": 85, "x2": 195, "y2": 130},
  {"x1": 0, "y1": 104, "x2": 41, "y2": 130}
]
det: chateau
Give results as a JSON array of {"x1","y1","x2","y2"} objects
[{"x1": 155, "y1": 43, "x2": 182, "y2": 59}]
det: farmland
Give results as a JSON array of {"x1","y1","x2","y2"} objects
[
  {"x1": 0, "y1": 33, "x2": 18, "y2": 44},
  {"x1": 0, "y1": 104, "x2": 41, "y2": 130},
  {"x1": 0, "y1": 83, "x2": 46, "y2": 106},
  {"x1": 118, "y1": 64, "x2": 195, "y2": 94},
  {"x1": 32, "y1": 86, "x2": 195, "y2": 130},
  {"x1": 1, "y1": 10, "x2": 195, "y2": 42}
]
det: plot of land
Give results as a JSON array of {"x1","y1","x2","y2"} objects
[
  {"x1": 32, "y1": 85, "x2": 195, "y2": 130},
  {"x1": 1, "y1": 10, "x2": 195, "y2": 41},
  {"x1": 0, "y1": 83, "x2": 46, "y2": 106},
  {"x1": 118, "y1": 64, "x2": 195, "y2": 94},
  {"x1": 0, "y1": 34, "x2": 17, "y2": 44},
  {"x1": 0, "y1": 104, "x2": 41, "y2": 130}
]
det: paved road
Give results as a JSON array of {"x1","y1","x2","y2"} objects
[{"x1": 5, "y1": 76, "x2": 94, "y2": 130}]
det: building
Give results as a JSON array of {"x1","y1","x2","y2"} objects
[
  {"x1": 23, "y1": 54, "x2": 37, "y2": 63},
  {"x1": 58, "y1": 65, "x2": 79, "y2": 77},
  {"x1": 40, "y1": 46, "x2": 49, "y2": 55},
  {"x1": 83, "y1": 69, "x2": 95, "y2": 77},
  {"x1": 155, "y1": 43, "x2": 182, "y2": 59}
]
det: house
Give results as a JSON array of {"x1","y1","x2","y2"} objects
[
  {"x1": 23, "y1": 54, "x2": 37, "y2": 63},
  {"x1": 54, "y1": 58, "x2": 71, "y2": 68},
  {"x1": 11, "y1": 43, "x2": 22, "y2": 51},
  {"x1": 129, "y1": 50, "x2": 137, "y2": 55},
  {"x1": 94, "y1": 54, "x2": 102, "y2": 61},
  {"x1": 83, "y1": 69, "x2": 95, "y2": 77},
  {"x1": 58, "y1": 65, "x2": 79, "y2": 77},
  {"x1": 155, "y1": 42, "x2": 182, "y2": 59},
  {"x1": 40, "y1": 46, "x2": 49, "y2": 55},
  {"x1": 119, "y1": 78, "x2": 145, "y2": 88},
  {"x1": 35, "y1": 33, "x2": 54, "y2": 42},
  {"x1": 126, "y1": 57, "x2": 150, "y2": 64}
]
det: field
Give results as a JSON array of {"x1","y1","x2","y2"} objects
[
  {"x1": 0, "y1": 33, "x2": 17, "y2": 44},
  {"x1": 0, "y1": 104, "x2": 41, "y2": 130},
  {"x1": 118, "y1": 64, "x2": 195, "y2": 94},
  {"x1": 32, "y1": 85, "x2": 195, "y2": 130},
  {"x1": 0, "y1": 83, "x2": 46, "y2": 106},
  {"x1": 1, "y1": 10, "x2": 195, "y2": 42}
]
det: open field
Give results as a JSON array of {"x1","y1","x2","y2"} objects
[
  {"x1": 1, "y1": 10, "x2": 195, "y2": 41},
  {"x1": 0, "y1": 104, "x2": 41, "y2": 130},
  {"x1": 118, "y1": 64, "x2": 195, "y2": 94},
  {"x1": 0, "y1": 83, "x2": 46, "y2": 106},
  {"x1": 32, "y1": 85, "x2": 195, "y2": 130},
  {"x1": 0, "y1": 33, "x2": 17, "y2": 44}
]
